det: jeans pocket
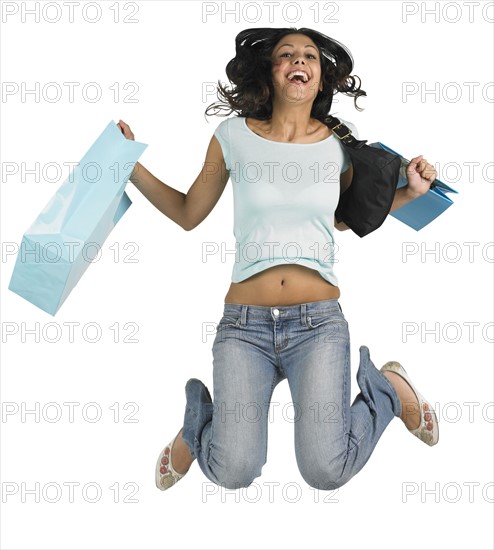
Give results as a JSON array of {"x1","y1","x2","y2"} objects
[
  {"x1": 307, "y1": 313, "x2": 346, "y2": 330},
  {"x1": 216, "y1": 315, "x2": 241, "y2": 331}
]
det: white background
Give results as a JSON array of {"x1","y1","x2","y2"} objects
[{"x1": 1, "y1": 1, "x2": 493, "y2": 549}]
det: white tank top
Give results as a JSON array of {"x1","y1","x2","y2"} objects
[{"x1": 214, "y1": 115, "x2": 358, "y2": 286}]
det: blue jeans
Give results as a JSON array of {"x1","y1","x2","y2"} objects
[{"x1": 182, "y1": 298, "x2": 402, "y2": 490}]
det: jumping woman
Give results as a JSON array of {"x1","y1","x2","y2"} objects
[{"x1": 117, "y1": 26, "x2": 439, "y2": 493}]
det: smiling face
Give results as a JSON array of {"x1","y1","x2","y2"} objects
[{"x1": 270, "y1": 33, "x2": 323, "y2": 105}]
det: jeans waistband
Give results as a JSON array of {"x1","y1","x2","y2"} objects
[{"x1": 222, "y1": 298, "x2": 342, "y2": 323}]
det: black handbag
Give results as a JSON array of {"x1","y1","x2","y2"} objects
[{"x1": 323, "y1": 115, "x2": 402, "y2": 238}]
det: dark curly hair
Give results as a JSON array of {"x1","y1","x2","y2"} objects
[{"x1": 204, "y1": 27, "x2": 366, "y2": 122}]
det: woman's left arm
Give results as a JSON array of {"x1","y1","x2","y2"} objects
[
  {"x1": 389, "y1": 155, "x2": 437, "y2": 213},
  {"x1": 334, "y1": 165, "x2": 353, "y2": 231}
]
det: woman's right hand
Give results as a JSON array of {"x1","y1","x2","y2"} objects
[
  {"x1": 117, "y1": 119, "x2": 135, "y2": 141},
  {"x1": 118, "y1": 120, "x2": 138, "y2": 180}
]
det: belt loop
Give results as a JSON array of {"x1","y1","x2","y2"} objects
[
  {"x1": 301, "y1": 303, "x2": 307, "y2": 327},
  {"x1": 338, "y1": 302, "x2": 343, "y2": 313},
  {"x1": 240, "y1": 305, "x2": 248, "y2": 326}
]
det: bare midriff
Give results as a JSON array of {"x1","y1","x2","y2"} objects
[{"x1": 224, "y1": 264, "x2": 340, "y2": 306}]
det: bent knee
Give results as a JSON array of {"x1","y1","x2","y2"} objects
[
  {"x1": 304, "y1": 476, "x2": 349, "y2": 491},
  {"x1": 213, "y1": 458, "x2": 264, "y2": 489},
  {"x1": 298, "y1": 460, "x2": 349, "y2": 490}
]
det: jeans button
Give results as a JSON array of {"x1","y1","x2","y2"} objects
[{"x1": 273, "y1": 308, "x2": 279, "y2": 317}]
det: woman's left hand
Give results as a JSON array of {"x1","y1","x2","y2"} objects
[{"x1": 405, "y1": 155, "x2": 437, "y2": 197}]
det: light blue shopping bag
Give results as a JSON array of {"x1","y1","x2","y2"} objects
[{"x1": 9, "y1": 120, "x2": 147, "y2": 315}]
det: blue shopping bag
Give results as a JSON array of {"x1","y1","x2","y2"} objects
[
  {"x1": 369, "y1": 142, "x2": 458, "y2": 231},
  {"x1": 9, "y1": 120, "x2": 147, "y2": 315}
]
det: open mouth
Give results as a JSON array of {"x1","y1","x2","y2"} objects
[{"x1": 286, "y1": 71, "x2": 311, "y2": 85}]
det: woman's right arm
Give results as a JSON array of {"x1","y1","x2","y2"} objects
[{"x1": 118, "y1": 120, "x2": 230, "y2": 231}]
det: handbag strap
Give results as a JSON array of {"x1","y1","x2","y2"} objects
[{"x1": 324, "y1": 115, "x2": 367, "y2": 149}]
